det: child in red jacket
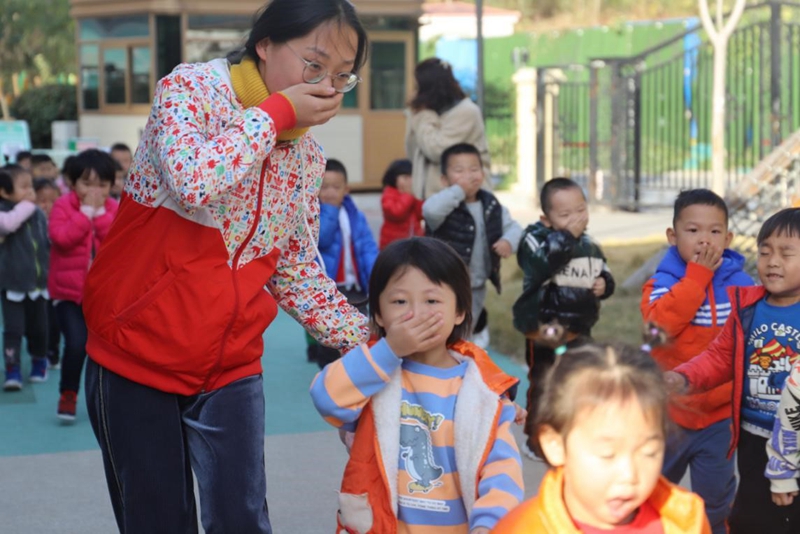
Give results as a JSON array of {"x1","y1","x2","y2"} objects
[
  {"x1": 379, "y1": 159, "x2": 423, "y2": 250},
  {"x1": 49, "y1": 149, "x2": 118, "y2": 422},
  {"x1": 641, "y1": 189, "x2": 753, "y2": 534},
  {"x1": 666, "y1": 208, "x2": 800, "y2": 533}
]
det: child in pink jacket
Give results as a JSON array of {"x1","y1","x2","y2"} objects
[{"x1": 49, "y1": 149, "x2": 118, "y2": 422}]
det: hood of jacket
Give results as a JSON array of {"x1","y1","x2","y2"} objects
[
  {"x1": 492, "y1": 468, "x2": 710, "y2": 533},
  {"x1": 656, "y1": 246, "x2": 747, "y2": 284}
]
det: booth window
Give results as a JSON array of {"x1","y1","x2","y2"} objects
[
  {"x1": 185, "y1": 15, "x2": 251, "y2": 63},
  {"x1": 80, "y1": 44, "x2": 99, "y2": 110},
  {"x1": 370, "y1": 42, "x2": 406, "y2": 110},
  {"x1": 78, "y1": 16, "x2": 152, "y2": 111}
]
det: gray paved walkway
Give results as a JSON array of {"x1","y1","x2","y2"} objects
[{"x1": 0, "y1": 192, "x2": 674, "y2": 533}]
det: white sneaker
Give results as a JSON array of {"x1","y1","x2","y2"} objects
[
  {"x1": 3, "y1": 377, "x2": 23, "y2": 392},
  {"x1": 473, "y1": 328, "x2": 490, "y2": 349}
]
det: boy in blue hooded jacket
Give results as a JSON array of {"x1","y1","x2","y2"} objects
[
  {"x1": 641, "y1": 189, "x2": 753, "y2": 534},
  {"x1": 309, "y1": 158, "x2": 378, "y2": 368}
]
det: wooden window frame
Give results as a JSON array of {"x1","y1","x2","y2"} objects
[{"x1": 77, "y1": 15, "x2": 156, "y2": 115}]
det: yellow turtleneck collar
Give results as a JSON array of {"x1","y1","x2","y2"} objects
[{"x1": 230, "y1": 56, "x2": 308, "y2": 142}]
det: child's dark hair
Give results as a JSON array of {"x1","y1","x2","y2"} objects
[
  {"x1": 532, "y1": 342, "x2": 668, "y2": 460},
  {"x1": 15, "y1": 151, "x2": 32, "y2": 164},
  {"x1": 757, "y1": 208, "x2": 800, "y2": 245},
  {"x1": 111, "y1": 143, "x2": 131, "y2": 153},
  {"x1": 540, "y1": 177, "x2": 584, "y2": 215},
  {"x1": 673, "y1": 188, "x2": 728, "y2": 226},
  {"x1": 0, "y1": 170, "x2": 13, "y2": 195},
  {"x1": 61, "y1": 155, "x2": 77, "y2": 177},
  {"x1": 0, "y1": 165, "x2": 29, "y2": 195},
  {"x1": 382, "y1": 159, "x2": 412, "y2": 188},
  {"x1": 440, "y1": 143, "x2": 481, "y2": 176},
  {"x1": 369, "y1": 237, "x2": 472, "y2": 345},
  {"x1": 34, "y1": 178, "x2": 60, "y2": 194},
  {"x1": 30, "y1": 154, "x2": 54, "y2": 166},
  {"x1": 65, "y1": 149, "x2": 117, "y2": 185},
  {"x1": 244, "y1": 0, "x2": 368, "y2": 73},
  {"x1": 325, "y1": 158, "x2": 348, "y2": 183}
]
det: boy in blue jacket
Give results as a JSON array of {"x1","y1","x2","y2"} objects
[{"x1": 309, "y1": 159, "x2": 378, "y2": 368}]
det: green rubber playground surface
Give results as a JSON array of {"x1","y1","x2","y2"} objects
[{"x1": 0, "y1": 310, "x2": 526, "y2": 457}]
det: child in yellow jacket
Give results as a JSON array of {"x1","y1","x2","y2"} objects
[{"x1": 494, "y1": 342, "x2": 710, "y2": 534}]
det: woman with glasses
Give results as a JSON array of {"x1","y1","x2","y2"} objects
[
  {"x1": 80, "y1": 1, "x2": 368, "y2": 532},
  {"x1": 405, "y1": 58, "x2": 493, "y2": 199}
]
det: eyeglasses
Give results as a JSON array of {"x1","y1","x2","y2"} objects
[{"x1": 285, "y1": 44, "x2": 361, "y2": 94}]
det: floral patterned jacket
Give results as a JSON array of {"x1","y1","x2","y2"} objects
[{"x1": 83, "y1": 58, "x2": 369, "y2": 395}]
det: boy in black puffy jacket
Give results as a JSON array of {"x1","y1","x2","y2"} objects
[{"x1": 513, "y1": 177, "x2": 615, "y2": 456}]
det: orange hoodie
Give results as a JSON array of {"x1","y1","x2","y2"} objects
[
  {"x1": 641, "y1": 247, "x2": 753, "y2": 429},
  {"x1": 492, "y1": 468, "x2": 711, "y2": 534},
  {"x1": 311, "y1": 340, "x2": 521, "y2": 533}
]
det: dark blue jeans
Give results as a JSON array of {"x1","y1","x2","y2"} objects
[
  {"x1": 1, "y1": 291, "x2": 48, "y2": 367},
  {"x1": 46, "y1": 300, "x2": 61, "y2": 365},
  {"x1": 56, "y1": 301, "x2": 87, "y2": 393},
  {"x1": 728, "y1": 430, "x2": 800, "y2": 534},
  {"x1": 85, "y1": 359, "x2": 273, "y2": 534},
  {"x1": 662, "y1": 418, "x2": 736, "y2": 534}
]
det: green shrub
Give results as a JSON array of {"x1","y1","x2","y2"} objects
[{"x1": 10, "y1": 84, "x2": 77, "y2": 149}]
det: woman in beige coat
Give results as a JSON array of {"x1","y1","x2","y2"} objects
[{"x1": 405, "y1": 58, "x2": 492, "y2": 199}]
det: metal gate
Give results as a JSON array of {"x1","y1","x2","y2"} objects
[{"x1": 536, "y1": 0, "x2": 800, "y2": 209}]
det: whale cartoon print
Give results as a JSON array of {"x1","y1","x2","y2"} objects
[{"x1": 400, "y1": 423, "x2": 444, "y2": 493}]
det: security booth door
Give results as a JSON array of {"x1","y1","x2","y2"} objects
[{"x1": 361, "y1": 32, "x2": 415, "y2": 189}]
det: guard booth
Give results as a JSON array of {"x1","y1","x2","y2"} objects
[{"x1": 69, "y1": 0, "x2": 422, "y2": 188}]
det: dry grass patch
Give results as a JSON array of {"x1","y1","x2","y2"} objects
[{"x1": 485, "y1": 240, "x2": 667, "y2": 360}]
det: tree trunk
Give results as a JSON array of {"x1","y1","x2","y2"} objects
[
  {"x1": 710, "y1": 40, "x2": 727, "y2": 195},
  {"x1": 698, "y1": 0, "x2": 747, "y2": 197},
  {"x1": 0, "y1": 78, "x2": 10, "y2": 120}
]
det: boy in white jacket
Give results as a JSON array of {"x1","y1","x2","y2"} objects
[{"x1": 767, "y1": 360, "x2": 800, "y2": 505}]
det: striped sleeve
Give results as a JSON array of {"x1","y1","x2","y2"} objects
[
  {"x1": 309, "y1": 338, "x2": 402, "y2": 431},
  {"x1": 469, "y1": 399, "x2": 525, "y2": 531},
  {"x1": 641, "y1": 263, "x2": 713, "y2": 337}
]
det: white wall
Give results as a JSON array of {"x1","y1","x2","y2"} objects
[
  {"x1": 419, "y1": 15, "x2": 520, "y2": 41},
  {"x1": 79, "y1": 114, "x2": 149, "y2": 151},
  {"x1": 311, "y1": 114, "x2": 364, "y2": 184}
]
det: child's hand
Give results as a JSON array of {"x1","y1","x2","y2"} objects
[
  {"x1": 513, "y1": 402, "x2": 527, "y2": 425},
  {"x1": 385, "y1": 311, "x2": 444, "y2": 357},
  {"x1": 470, "y1": 528, "x2": 490, "y2": 534},
  {"x1": 338, "y1": 429, "x2": 355, "y2": 453},
  {"x1": 452, "y1": 174, "x2": 482, "y2": 199},
  {"x1": 772, "y1": 491, "x2": 798, "y2": 506},
  {"x1": 663, "y1": 371, "x2": 688, "y2": 394},
  {"x1": 24, "y1": 189, "x2": 36, "y2": 203},
  {"x1": 693, "y1": 244, "x2": 723, "y2": 271},
  {"x1": 82, "y1": 188, "x2": 106, "y2": 209},
  {"x1": 397, "y1": 180, "x2": 413, "y2": 195},
  {"x1": 592, "y1": 276, "x2": 606, "y2": 297},
  {"x1": 492, "y1": 239, "x2": 513, "y2": 258},
  {"x1": 565, "y1": 211, "x2": 588, "y2": 238}
]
